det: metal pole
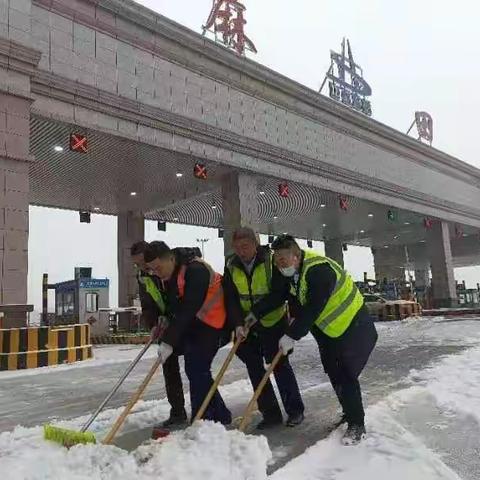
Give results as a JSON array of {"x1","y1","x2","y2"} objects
[
  {"x1": 81, "y1": 337, "x2": 154, "y2": 433},
  {"x1": 42, "y1": 274, "x2": 48, "y2": 326},
  {"x1": 196, "y1": 238, "x2": 209, "y2": 258}
]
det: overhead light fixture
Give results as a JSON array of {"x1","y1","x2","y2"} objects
[
  {"x1": 130, "y1": 192, "x2": 137, "y2": 197},
  {"x1": 176, "y1": 172, "x2": 183, "y2": 178},
  {"x1": 93, "y1": 207, "x2": 100, "y2": 211},
  {"x1": 259, "y1": 191, "x2": 265, "y2": 195},
  {"x1": 360, "y1": 230, "x2": 365, "y2": 234},
  {"x1": 420, "y1": 240, "x2": 426, "y2": 243},
  {"x1": 368, "y1": 213, "x2": 374, "y2": 218},
  {"x1": 211, "y1": 204, "x2": 217, "y2": 209},
  {"x1": 273, "y1": 215, "x2": 278, "y2": 220},
  {"x1": 79, "y1": 211, "x2": 91, "y2": 223},
  {"x1": 322, "y1": 223, "x2": 327, "y2": 227},
  {"x1": 404, "y1": 222, "x2": 410, "y2": 225},
  {"x1": 463, "y1": 233, "x2": 468, "y2": 237},
  {"x1": 393, "y1": 235, "x2": 398, "y2": 239},
  {"x1": 320, "y1": 204, "x2": 326, "y2": 208},
  {"x1": 173, "y1": 217, "x2": 179, "y2": 221},
  {"x1": 384, "y1": 245, "x2": 389, "y2": 248},
  {"x1": 53, "y1": 145, "x2": 64, "y2": 152}
]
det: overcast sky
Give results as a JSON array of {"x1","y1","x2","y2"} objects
[{"x1": 28, "y1": 0, "x2": 480, "y2": 312}]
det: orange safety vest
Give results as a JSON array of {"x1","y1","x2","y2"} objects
[{"x1": 176, "y1": 259, "x2": 226, "y2": 329}]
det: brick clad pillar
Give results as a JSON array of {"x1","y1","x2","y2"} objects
[
  {"x1": 117, "y1": 211, "x2": 144, "y2": 308},
  {"x1": 324, "y1": 240, "x2": 344, "y2": 268},
  {"x1": 0, "y1": 29, "x2": 40, "y2": 326},
  {"x1": 221, "y1": 172, "x2": 259, "y2": 256},
  {"x1": 427, "y1": 221, "x2": 457, "y2": 308}
]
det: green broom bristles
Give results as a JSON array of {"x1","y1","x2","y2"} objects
[{"x1": 44, "y1": 424, "x2": 96, "y2": 447}]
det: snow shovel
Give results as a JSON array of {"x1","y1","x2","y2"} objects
[
  {"x1": 192, "y1": 314, "x2": 260, "y2": 422},
  {"x1": 238, "y1": 350, "x2": 284, "y2": 432},
  {"x1": 193, "y1": 335, "x2": 244, "y2": 422},
  {"x1": 44, "y1": 336, "x2": 157, "y2": 447},
  {"x1": 103, "y1": 355, "x2": 162, "y2": 445}
]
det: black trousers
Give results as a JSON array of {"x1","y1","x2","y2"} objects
[
  {"x1": 236, "y1": 319, "x2": 305, "y2": 420},
  {"x1": 162, "y1": 353, "x2": 185, "y2": 417},
  {"x1": 311, "y1": 307, "x2": 377, "y2": 427},
  {"x1": 162, "y1": 323, "x2": 231, "y2": 424}
]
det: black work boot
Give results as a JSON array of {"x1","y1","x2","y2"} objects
[
  {"x1": 256, "y1": 416, "x2": 283, "y2": 430},
  {"x1": 160, "y1": 410, "x2": 188, "y2": 428},
  {"x1": 286, "y1": 412, "x2": 305, "y2": 427},
  {"x1": 342, "y1": 424, "x2": 366, "y2": 446}
]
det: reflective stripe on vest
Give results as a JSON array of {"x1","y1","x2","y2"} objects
[
  {"x1": 138, "y1": 275, "x2": 166, "y2": 314},
  {"x1": 293, "y1": 250, "x2": 364, "y2": 338},
  {"x1": 177, "y1": 259, "x2": 226, "y2": 330},
  {"x1": 228, "y1": 253, "x2": 285, "y2": 328}
]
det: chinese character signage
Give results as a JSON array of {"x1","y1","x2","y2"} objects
[
  {"x1": 321, "y1": 38, "x2": 372, "y2": 116},
  {"x1": 407, "y1": 111, "x2": 433, "y2": 145},
  {"x1": 79, "y1": 279, "x2": 109, "y2": 289},
  {"x1": 202, "y1": 0, "x2": 257, "y2": 56}
]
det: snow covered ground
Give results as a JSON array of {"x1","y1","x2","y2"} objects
[
  {"x1": 0, "y1": 344, "x2": 158, "y2": 380},
  {"x1": 1, "y1": 317, "x2": 480, "y2": 479}
]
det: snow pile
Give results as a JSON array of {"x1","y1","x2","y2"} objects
[
  {"x1": 409, "y1": 345, "x2": 480, "y2": 424},
  {"x1": 272, "y1": 345, "x2": 480, "y2": 480},
  {"x1": 271, "y1": 406, "x2": 460, "y2": 480},
  {"x1": 0, "y1": 421, "x2": 271, "y2": 480}
]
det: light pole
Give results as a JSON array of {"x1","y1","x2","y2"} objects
[{"x1": 196, "y1": 238, "x2": 209, "y2": 258}]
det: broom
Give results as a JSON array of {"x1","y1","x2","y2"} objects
[{"x1": 44, "y1": 336, "x2": 156, "y2": 447}]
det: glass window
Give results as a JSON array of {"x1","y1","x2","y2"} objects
[
  {"x1": 56, "y1": 294, "x2": 63, "y2": 315},
  {"x1": 64, "y1": 292, "x2": 75, "y2": 314},
  {"x1": 86, "y1": 293, "x2": 98, "y2": 313}
]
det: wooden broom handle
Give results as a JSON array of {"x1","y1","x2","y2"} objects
[
  {"x1": 193, "y1": 336, "x2": 243, "y2": 422},
  {"x1": 102, "y1": 357, "x2": 162, "y2": 445},
  {"x1": 238, "y1": 350, "x2": 284, "y2": 432}
]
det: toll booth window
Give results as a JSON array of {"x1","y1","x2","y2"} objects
[
  {"x1": 64, "y1": 292, "x2": 75, "y2": 314},
  {"x1": 56, "y1": 295, "x2": 63, "y2": 315},
  {"x1": 86, "y1": 293, "x2": 99, "y2": 313}
]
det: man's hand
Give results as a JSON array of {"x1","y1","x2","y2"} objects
[
  {"x1": 279, "y1": 335, "x2": 295, "y2": 356},
  {"x1": 150, "y1": 316, "x2": 169, "y2": 340},
  {"x1": 244, "y1": 312, "x2": 258, "y2": 329},
  {"x1": 157, "y1": 342, "x2": 173, "y2": 364}
]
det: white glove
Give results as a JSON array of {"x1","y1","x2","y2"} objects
[
  {"x1": 157, "y1": 342, "x2": 173, "y2": 364},
  {"x1": 279, "y1": 335, "x2": 295, "y2": 356},
  {"x1": 235, "y1": 325, "x2": 248, "y2": 341}
]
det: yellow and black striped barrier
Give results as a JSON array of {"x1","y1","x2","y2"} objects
[
  {"x1": 0, "y1": 324, "x2": 92, "y2": 371},
  {"x1": 91, "y1": 334, "x2": 150, "y2": 345}
]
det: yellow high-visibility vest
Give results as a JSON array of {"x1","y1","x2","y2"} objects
[
  {"x1": 293, "y1": 250, "x2": 364, "y2": 338},
  {"x1": 228, "y1": 252, "x2": 285, "y2": 328}
]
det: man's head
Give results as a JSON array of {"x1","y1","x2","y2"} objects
[
  {"x1": 144, "y1": 241, "x2": 176, "y2": 281},
  {"x1": 130, "y1": 241, "x2": 150, "y2": 272},
  {"x1": 271, "y1": 235, "x2": 302, "y2": 277},
  {"x1": 232, "y1": 227, "x2": 258, "y2": 264}
]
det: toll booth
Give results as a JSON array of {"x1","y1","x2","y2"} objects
[
  {"x1": 456, "y1": 281, "x2": 480, "y2": 307},
  {"x1": 53, "y1": 268, "x2": 110, "y2": 335}
]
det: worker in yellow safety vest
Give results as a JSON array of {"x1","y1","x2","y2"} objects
[
  {"x1": 223, "y1": 228, "x2": 305, "y2": 429},
  {"x1": 249, "y1": 235, "x2": 378, "y2": 445}
]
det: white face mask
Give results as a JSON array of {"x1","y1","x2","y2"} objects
[{"x1": 280, "y1": 266, "x2": 296, "y2": 277}]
